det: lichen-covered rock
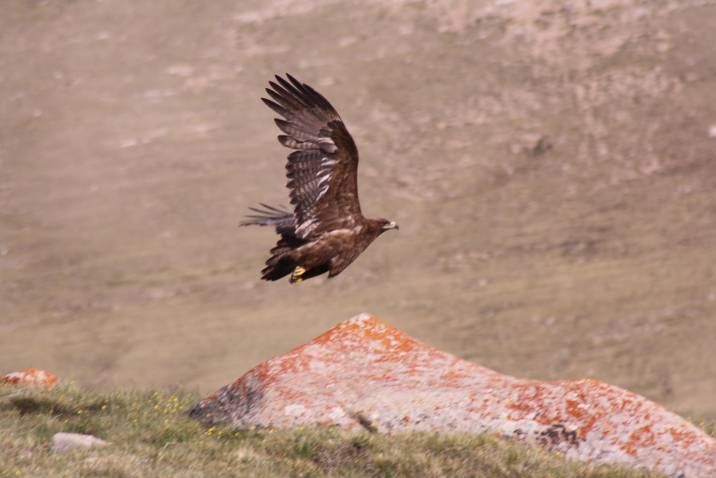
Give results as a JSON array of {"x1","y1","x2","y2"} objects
[
  {"x1": 190, "y1": 314, "x2": 716, "y2": 477},
  {"x1": 1, "y1": 368, "x2": 58, "y2": 387}
]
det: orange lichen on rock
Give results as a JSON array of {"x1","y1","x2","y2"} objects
[
  {"x1": 622, "y1": 425, "x2": 658, "y2": 457},
  {"x1": 1, "y1": 368, "x2": 59, "y2": 387},
  {"x1": 189, "y1": 313, "x2": 716, "y2": 478}
]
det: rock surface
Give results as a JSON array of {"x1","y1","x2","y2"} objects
[
  {"x1": 190, "y1": 314, "x2": 716, "y2": 478},
  {"x1": 51, "y1": 432, "x2": 108, "y2": 453},
  {"x1": 1, "y1": 368, "x2": 58, "y2": 387}
]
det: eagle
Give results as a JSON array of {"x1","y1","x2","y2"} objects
[{"x1": 241, "y1": 74, "x2": 399, "y2": 284}]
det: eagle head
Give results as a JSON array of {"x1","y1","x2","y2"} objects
[{"x1": 378, "y1": 219, "x2": 399, "y2": 232}]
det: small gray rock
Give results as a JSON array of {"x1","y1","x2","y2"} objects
[{"x1": 51, "y1": 432, "x2": 108, "y2": 453}]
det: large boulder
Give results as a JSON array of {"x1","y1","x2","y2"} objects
[{"x1": 189, "y1": 314, "x2": 716, "y2": 477}]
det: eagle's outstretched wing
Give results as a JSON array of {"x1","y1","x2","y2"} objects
[{"x1": 262, "y1": 74, "x2": 362, "y2": 240}]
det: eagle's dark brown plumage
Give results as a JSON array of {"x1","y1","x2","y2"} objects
[{"x1": 241, "y1": 74, "x2": 398, "y2": 283}]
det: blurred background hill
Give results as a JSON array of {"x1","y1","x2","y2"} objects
[{"x1": 2, "y1": 0, "x2": 715, "y2": 420}]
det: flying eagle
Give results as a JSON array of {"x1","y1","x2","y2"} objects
[{"x1": 241, "y1": 74, "x2": 399, "y2": 283}]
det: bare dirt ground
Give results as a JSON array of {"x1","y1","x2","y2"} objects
[{"x1": 2, "y1": 0, "x2": 715, "y2": 420}]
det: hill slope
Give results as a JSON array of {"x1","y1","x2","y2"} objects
[{"x1": 1, "y1": 0, "x2": 715, "y2": 420}]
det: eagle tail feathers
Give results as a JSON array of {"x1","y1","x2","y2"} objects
[{"x1": 240, "y1": 203, "x2": 293, "y2": 228}]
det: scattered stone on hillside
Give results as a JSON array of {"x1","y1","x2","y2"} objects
[
  {"x1": 510, "y1": 134, "x2": 553, "y2": 156},
  {"x1": 51, "y1": 432, "x2": 108, "y2": 453},
  {"x1": 1, "y1": 368, "x2": 58, "y2": 387},
  {"x1": 165, "y1": 64, "x2": 194, "y2": 77},
  {"x1": 190, "y1": 314, "x2": 716, "y2": 478}
]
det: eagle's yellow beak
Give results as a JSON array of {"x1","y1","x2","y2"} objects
[{"x1": 384, "y1": 221, "x2": 399, "y2": 231}]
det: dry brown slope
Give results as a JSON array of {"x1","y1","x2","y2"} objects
[{"x1": 1, "y1": 0, "x2": 715, "y2": 418}]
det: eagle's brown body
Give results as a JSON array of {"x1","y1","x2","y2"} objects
[{"x1": 241, "y1": 75, "x2": 398, "y2": 283}]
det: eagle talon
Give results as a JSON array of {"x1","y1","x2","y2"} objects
[{"x1": 291, "y1": 266, "x2": 306, "y2": 284}]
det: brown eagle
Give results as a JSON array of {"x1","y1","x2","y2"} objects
[{"x1": 241, "y1": 74, "x2": 399, "y2": 283}]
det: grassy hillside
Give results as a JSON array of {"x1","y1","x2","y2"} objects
[{"x1": 1, "y1": 384, "x2": 691, "y2": 478}]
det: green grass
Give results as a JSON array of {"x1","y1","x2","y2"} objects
[{"x1": 0, "y1": 384, "x2": 684, "y2": 478}]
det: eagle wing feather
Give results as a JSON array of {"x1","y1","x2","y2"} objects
[{"x1": 262, "y1": 74, "x2": 362, "y2": 240}]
